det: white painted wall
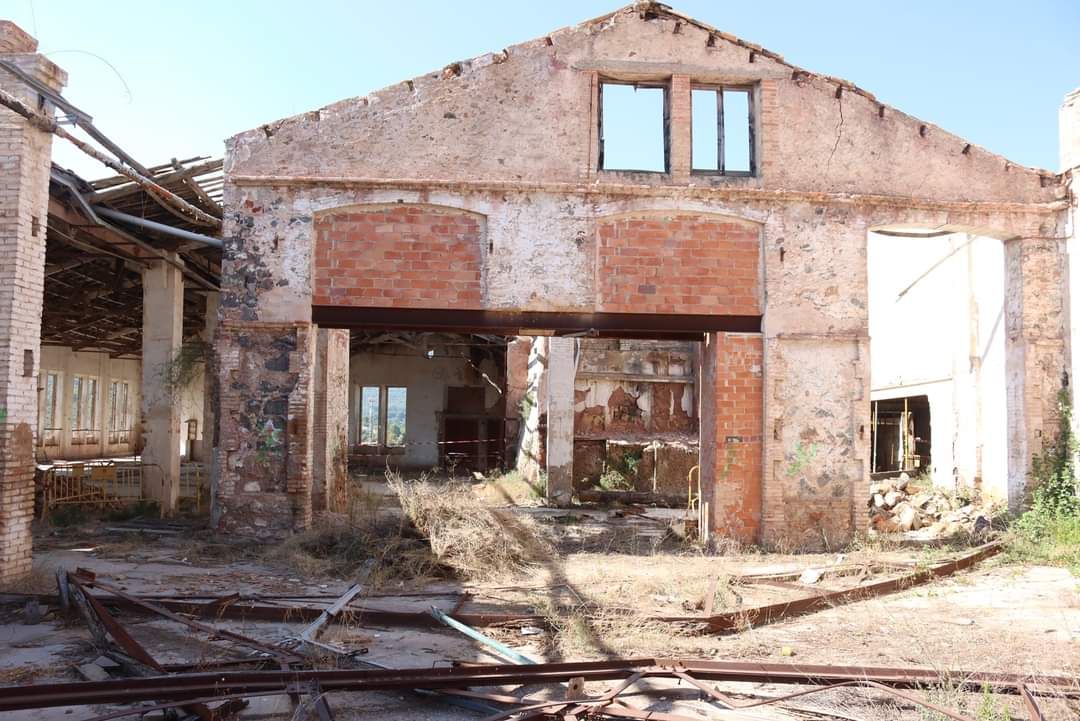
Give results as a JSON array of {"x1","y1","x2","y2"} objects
[
  {"x1": 868, "y1": 232, "x2": 1007, "y2": 498},
  {"x1": 37, "y1": 346, "x2": 142, "y2": 461},
  {"x1": 349, "y1": 344, "x2": 501, "y2": 468}
]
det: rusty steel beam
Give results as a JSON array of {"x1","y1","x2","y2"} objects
[
  {"x1": 2, "y1": 658, "x2": 1076, "y2": 712},
  {"x1": 73, "y1": 571, "x2": 303, "y2": 664},
  {"x1": 312, "y1": 305, "x2": 761, "y2": 340},
  {"x1": 680, "y1": 541, "x2": 1004, "y2": 633}
]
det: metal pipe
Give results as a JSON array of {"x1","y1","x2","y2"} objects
[
  {"x1": 50, "y1": 170, "x2": 219, "y2": 291},
  {"x1": 92, "y1": 206, "x2": 223, "y2": 249},
  {"x1": 429, "y1": 606, "x2": 537, "y2": 665}
]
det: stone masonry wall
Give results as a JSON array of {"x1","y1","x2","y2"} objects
[
  {"x1": 218, "y1": 6, "x2": 1070, "y2": 545},
  {"x1": 213, "y1": 321, "x2": 314, "y2": 537},
  {"x1": 0, "y1": 26, "x2": 64, "y2": 582},
  {"x1": 313, "y1": 206, "x2": 484, "y2": 309}
]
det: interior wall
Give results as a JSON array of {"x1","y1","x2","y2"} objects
[
  {"x1": 348, "y1": 342, "x2": 503, "y2": 469},
  {"x1": 868, "y1": 232, "x2": 1007, "y2": 497},
  {"x1": 37, "y1": 346, "x2": 142, "y2": 461}
]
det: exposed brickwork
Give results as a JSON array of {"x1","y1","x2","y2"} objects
[
  {"x1": 313, "y1": 206, "x2": 484, "y2": 309},
  {"x1": 217, "y1": 7, "x2": 1073, "y2": 547},
  {"x1": 0, "y1": 39, "x2": 63, "y2": 582},
  {"x1": 597, "y1": 215, "x2": 760, "y2": 316},
  {"x1": 213, "y1": 321, "x2": 314, "y2": 537},
  {"x1": 699, "y1": 333, "x2": 763, "y2": 544}
]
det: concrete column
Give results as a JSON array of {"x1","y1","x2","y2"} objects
[
  {"x1": 515, "y1": 337, "x2": 545, "y2": 484},
  {"x1": 312, "y1": 327, "x2": 350, "y2": 513},
  {"x1": 545, "y1": 337, "x2": 575, "y2": 505},
  {"x1": 1003, "y1": 237, "x2": 1069, "y2": 510},
  {"x1": 141, "y1": 255, "x2": 184, "y2": 514},
  {"x1": 0, "y1": 23, "x2": 65, "y2": 582},
  {"x1": 668, "y1": 74, "x2": 691, "y2": 182}
]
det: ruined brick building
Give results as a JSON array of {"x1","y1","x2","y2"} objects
[{"x1": 2, "y1": 3, "x2": 1079, "y2": 580}]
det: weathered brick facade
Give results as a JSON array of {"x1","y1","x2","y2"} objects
[
  {"x1": 0, "y1": 25, "x2": 64, "y2": 582},
  {"x1": 214, "y1": 4, "x2": 1073, "y2": 547},
  {"x1": 597, "y1": 215, "x2": 760, "y2": 315},
  {"x1": 313, "y1": 206, "x2": 484, "y2": 308}
]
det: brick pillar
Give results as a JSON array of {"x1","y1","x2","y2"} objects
[
  {"x1": 312, "y1": 327, "x2": 350, "y2": 513},
  {"x1": 197, "y1": 292, "x2": 219, "y2": 464},
  {"x1": 0, "y1": 24, "x2": 65, "y2": 582},
  {"x1": 699, "y1": 332, "x2": 764, "y2": 545},
  {"x1": 1004, "y1": 237, "x2": 1070, "y2": 510},
  {"x1": 669, "y1": 74, "x2": 691, "y2": 182},
  {"x1": 545, "y1": 337, "x2": 574, "y2": 505},
  {"x1": 141, "y1": 255, "x2": 184, "y2": 513}
]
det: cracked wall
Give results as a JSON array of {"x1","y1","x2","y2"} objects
[{"x1": 216, "y1": 5, "x2": 1071, "y2": 546}]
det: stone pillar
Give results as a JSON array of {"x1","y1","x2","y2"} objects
[
  {"x1": 760, "y1": 210, "x2": 871, "y2": 549},
  {"x1": 1004, "y1": 237, "x2": 1069, "y2": 510},
  {"x1": 213, "y1": 181, "x2": 316, "y2": 537},
  {"x1": 312, "y1": 327, "x2": 350, "y2": 513},
  {"x1": 545, "y1": 337, "x2": 575, "y2": 505},
  {"x1": 141, "y1": 256, "x2": 184, "y2": 513},
  {"x1": 0, "y1": 23, "x2": 65, "y2": 582},
  {"x1": 1062, "y1": 89, "x2": 1080, "y2": 447},
  {"x1": 698, "y1": 333, "x2": 764, "y2": 545}
]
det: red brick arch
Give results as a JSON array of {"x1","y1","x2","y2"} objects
[
  {"x1": 313, "y1": 204, "x2": 485, "y2": 308},
  {"x1": 595, "y1": 213, "x2": 761, "y2": 315}
]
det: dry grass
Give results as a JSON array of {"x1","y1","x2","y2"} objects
[
  {"x1": 270, "y1": 515, "x2": 445, "y2": 585},
  {"x1": 388, "y1": 472, "x2": 553, "y2": 582}
]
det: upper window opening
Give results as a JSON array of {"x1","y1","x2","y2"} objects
[
  {"x1": 692, "y1": 86, "x2": 755, "y2": 175},
  {"x1": 599, "y1": 81, "x2": 668, "y2": 173}
]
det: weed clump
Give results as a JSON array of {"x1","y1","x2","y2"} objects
[{"x1": 388, "y1": 471, "x2": 552, "y2": 581}]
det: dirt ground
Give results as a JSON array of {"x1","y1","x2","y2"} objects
[{"x1": 1, "y1": 489, "x2": 1077, "y2": 721}]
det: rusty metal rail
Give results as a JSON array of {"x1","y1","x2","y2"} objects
[{"x1": 2, "y1": 657, "x2": 1076, "y2": 712}]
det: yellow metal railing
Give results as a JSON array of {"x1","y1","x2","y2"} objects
[{"x1": 38, "y1": 461, "x2": 207, "y2": 517}]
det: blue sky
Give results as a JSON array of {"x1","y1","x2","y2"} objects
[{"x1": 8, "y1": 0, "x2": 1079, "y2": 178}]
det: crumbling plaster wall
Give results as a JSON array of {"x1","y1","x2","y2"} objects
[{"x1": 218, "y1": 5, "x2": 1069, "y2": 545}]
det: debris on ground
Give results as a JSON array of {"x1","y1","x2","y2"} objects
[
  {"x1": 388, "y1": 473, "x2": 554, "y2": 581},
  {"x1": 868, "y1": 473, "x2": 1001, "y2": 538}
]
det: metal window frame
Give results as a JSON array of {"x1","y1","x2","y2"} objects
[
  {"x1": 597, "y1": 78, "x2": 671, "y2": 174},
  {"x1": 690, "y1": 83, "x2": 757, "y2": 177}
]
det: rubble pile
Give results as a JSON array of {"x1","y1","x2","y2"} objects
[{"x1": 868, "y1": 473, "x2": 996, "y2": 538}]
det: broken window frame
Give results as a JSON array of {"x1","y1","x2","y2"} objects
[
  {"x1": 357, "y1": 385, "x2": 408, "y2": 453},
  {"x1": 70, "y1": 374, "x2": 99, "y2": 445},
  {"x1": 690, "y1": 83, "x2": 757, "y2": 177},
  {"x1": 597, "y1": 78, "x2": 671, "y2": 174},
  {"x1": 107, "y1": 379, "x2": 131, "y2": 445},
  {"x1": 39, "y1": 370, "x2": 62, "y2": 447}
]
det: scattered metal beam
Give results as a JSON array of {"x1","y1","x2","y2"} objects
[
  {"x1": 0, "y1": 86, "x2": 220, "y2": 228},
  {"x1": 2, "y1": 658, "x2": 1075, "y2": 713}
]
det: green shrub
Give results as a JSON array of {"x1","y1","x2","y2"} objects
[{"x1": 1009, "y1": 388, "x2": 1080, "y2": 574}]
